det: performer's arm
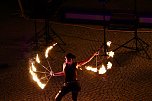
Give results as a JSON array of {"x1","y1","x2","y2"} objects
[
  {"x1": 53, "y1": 63, "x2": 65, "y2": 76},
  {"x1": 77, "y1": 52, "x2": 99, "y2": 68}
]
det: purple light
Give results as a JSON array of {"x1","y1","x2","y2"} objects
[
  {"x1": 139, "y1": 17, "x2": 152, "y2": 23},
  {"x1": 65, "y1": 13, "x2": 111, "y2": 21}
]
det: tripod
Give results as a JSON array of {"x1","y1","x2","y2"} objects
[
  {"x1": 113, "y1": 26, "x2": 151, "y2": 59},
  {"x1": 31, "y1": 18, "x2": 66, "y2": 53},
  {"x1": 24, "y1": 0, "x2": 66, "y2": 53},
  {"x1": 99, "y1": 0, "x2": 109, "y2": 57},
  {"x1": 112, "y1": 0, "x2": 151, "y2": 59}
]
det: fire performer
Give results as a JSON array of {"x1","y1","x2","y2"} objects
[{"x1": 52, "y1": 52, "x2": 99, "y2": 101}]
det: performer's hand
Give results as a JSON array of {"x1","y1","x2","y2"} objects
[
  {"x1": 50, "y1": 71, "x2": 54, "y2": 76},
  {"x1": 94, "y1": 51, "x2": 99, "y2": 56}
]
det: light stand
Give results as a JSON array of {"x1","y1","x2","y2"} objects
[
  {"x1": 99, "y1": 0, "x2": 108, "y2": 57},
  {"x1": 96, "y1": 0, "x2": 109, "y2": 74},
  {"x1": 112, "y1": 0, "x2": 151, "y2": 59},
  {"x1": 26, "y1": 1, "x2": 66, "y2": 53}
]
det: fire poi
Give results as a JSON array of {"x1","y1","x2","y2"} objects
[
  {"x1": 29, "y1": 43, "x2": 57, "y2": 89},
  {"x1": 29, "y1": 41, "x2": 114, "y2": 89},
  {"x1": 85, "y1": 41, "x2": 114, "y2": 74}
]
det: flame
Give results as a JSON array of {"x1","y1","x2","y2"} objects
[
  {"x1": 107, "y1": 51, "x2": 114, "y2": 57},
  {"x1": 107, "y1": 61, "x2": 112, "y2": 70},
  {"x1": 85, "y1": 65, "x2": 107, "y2": 75},
  {"x1": 85, "y1": 66, "x2": 98, "y2": 72},
  {"x1": 98, "y1": 65, "x2": 107, "y2": 74},
  {"x1": 85, "y1": 41, "x2": 114, "y2": 75},
  {"x1": 36, "y1": 54, "x2": 40, "y2": 63},
  {"x1": 45, "y1": 43, "x2": 57, "y2": 58},
  {"x1": 29, "y1": 43, "x2": 57, "y2": 89},
  {"x1": 29, "y1": 61, "x2": 46, "y2": 89},
  {"x1": 31, "y1": 62, "x2": 36, "y2": 72},
  {"x1": 79, "y1": 67, "x2": 83, "y2": 70},
  {"x1": 107, "y1": 41, "x2": 111, "y2": 47}
]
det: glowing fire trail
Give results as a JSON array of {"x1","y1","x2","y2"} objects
[
  {"x1": 45, "y1": 43, "x2": 57, "y2": 58},
  {"x1": 29, "y1": 62, "x2": 46, "y2": 89},
  {"x1": 45, "y1": 43, "x2": 57, "y2": 72},
  {"x1": 29, "y1": 43, "x2": 57, "y2": 89},
  {"x1": 29, "y1": 69, "x2": 46, "y2": 89}
]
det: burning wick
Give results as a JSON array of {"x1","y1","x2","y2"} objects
[
  {"x1": 106, "y1": 51, "x2": 114, "y2": 58},
  {"x1": 107, "y1": 41, "x2": 111, "y2": 47},
  {"x1": 98, "y1": 65, "x2": 107, "y2": 74}
]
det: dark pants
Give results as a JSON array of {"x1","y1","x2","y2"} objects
[{"x1": 55, "y1": 81, "x2": 81, "y2": 101}]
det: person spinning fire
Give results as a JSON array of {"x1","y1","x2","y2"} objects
[{"x1": 51, "y1": 52, "x2": 99, "y2": 101}]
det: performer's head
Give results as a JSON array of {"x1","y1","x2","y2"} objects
[{"x1": 65, "y1": 53, "x2": 76, "y2": 64}]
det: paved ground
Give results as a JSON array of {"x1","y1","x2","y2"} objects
[{"x1": 0, "y1": 21, "x2": 152, "y2": 101}]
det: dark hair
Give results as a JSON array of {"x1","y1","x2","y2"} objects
[{"x1": 65, "y1": 53, "x2": 76, "y2": 59}]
